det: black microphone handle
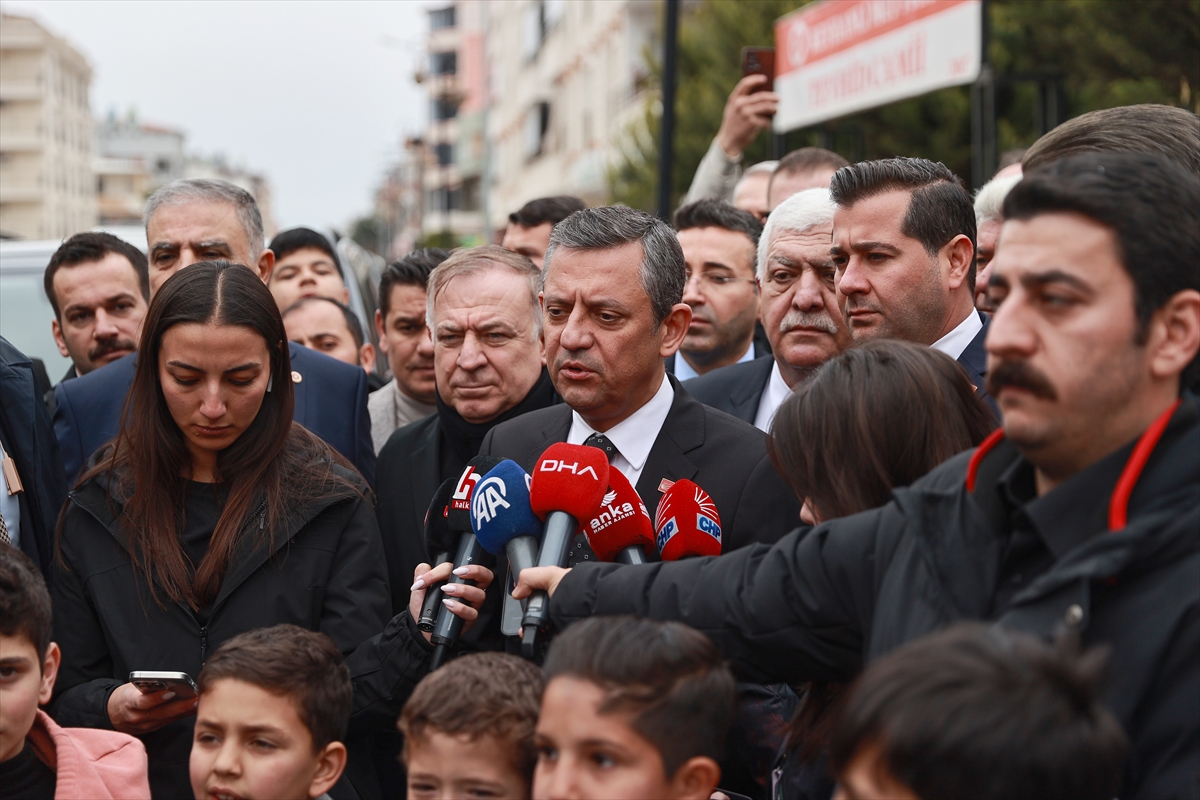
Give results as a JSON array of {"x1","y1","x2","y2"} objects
[
  {"x1": 429, "y1": 533, "x2": 485, "y2": 647},
  {"x1": 616, "y1": 545, "x2": 648, "y2": 565},
  {"x1": 521, "y1": 511, "x2": 577, "y2": 633},
  {"x1": 506, "y1": 535, "x2": 540, "y2": 577},
  {"x1": 417, "y1": 549, "x2": 452, "y2": 632}
]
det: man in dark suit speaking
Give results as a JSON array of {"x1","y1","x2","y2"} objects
[
  {"x1": 480, "y1": 206, "x2": 799, "y2": 562},
  {"x1": 53, "y1": 179, "x2": 375, "y2": 486}
]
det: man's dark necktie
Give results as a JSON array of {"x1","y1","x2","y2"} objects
[{"x1": 583, "y1": 432, "x2": 618, "y2": 463}]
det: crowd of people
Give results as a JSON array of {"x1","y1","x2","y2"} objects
[{"x1": 0, "y1": 92, "x2": 1197, "y2": 800}]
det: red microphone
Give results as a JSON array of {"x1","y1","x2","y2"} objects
[
  {"x1": 654, "y1": 479, "x2": 722, "y2": 560},
  {"x1": 522, "y1": 442, "x2": 611, "y2": 655},
  {"x1": 583, "y1": 466, "x2": 655, "y2": 565}
]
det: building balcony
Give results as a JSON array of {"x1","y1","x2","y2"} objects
[
  {"x1": 0, "y1": 80, "x2": 42, "y2": 101},
  {"x1": 0, "y1": 130, "x2": 43, "y2": 151}
]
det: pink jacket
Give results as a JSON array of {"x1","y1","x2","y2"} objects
[{"x1": 26, "y1": 710, "x2": 151, "y2": 800}]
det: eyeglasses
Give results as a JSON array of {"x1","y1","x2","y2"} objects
[{"x1": 684, "y1": 270, "x2": 757, "y2": 290}]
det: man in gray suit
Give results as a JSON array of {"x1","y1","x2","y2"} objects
[
  {"x1": 481, "y1": 206, "x2": 799, "y2": 562},
  {"x1": 685, "y1": 189, "x2": 853, "y2": 431}
]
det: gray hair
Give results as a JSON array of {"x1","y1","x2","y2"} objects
[
  {"x1": 543, "y1": 206, "x2": 685, "y2": 326},
  {"x1": 426, "y1": 245, "x2": 542, "y2": 341},
  {"x1": 143, "y1": 178, "x2": 265, "y2": 258},
  {"x1": 973, "y1": 172, "x2": 1023, "y2": 226},
  {"x1": 757, "y1": 188, "x2": 837, "y2": 281}
]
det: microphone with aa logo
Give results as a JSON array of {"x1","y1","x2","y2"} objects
[
  {"x1": 418, "y1": 478, "x2": 457, "y2": 631},
  {"x1": 429, "y1": 455, "x2": 504, "y2": 669},
  {"x1": 583, "y1": 466, "x2": 656, "y2": 565},
  {"x1": 654, "y1": 479, "x2": 722, "y2": 560},
  {"x1": 471, "y1": 459, "x2": 543, "y2": 595},
  {"x1": 522, "y1": 442, "x2": 610, "y2": 656}
]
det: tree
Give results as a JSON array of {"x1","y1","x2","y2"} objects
[{"x1": 608, "y1": 0, "x2": 1199, "y2": 208}]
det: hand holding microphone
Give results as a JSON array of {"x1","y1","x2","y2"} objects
[
  {"x1": 583, "y1": 466, "x2": 656, "y2": 565},
  {"x1": 522, "y1": 443, "x2": 610, "y2": 656},
  {"x1": 654, "y1": 479, "x2": 723, "y2": 560}
]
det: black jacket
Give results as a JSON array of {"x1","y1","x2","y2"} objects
[
  {"x1": 551, "y1": 397, "x2": 1199, "y2": 799},
  {"x1": 480, "y1": 375, "x2": 800, "y2": 555},
  {"x1": 0, "y1": 338, "x2": 67, "y2": 579},
  {"x1": 50, "y1": 461, "x2": 392, "y2": 799},
  {"x1": 683, "y1": 355, "x2": 775, "y2": 425}
]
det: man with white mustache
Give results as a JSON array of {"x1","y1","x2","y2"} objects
[{"x1": 685, "y1": 189, "x2": 853, "y2": 431}]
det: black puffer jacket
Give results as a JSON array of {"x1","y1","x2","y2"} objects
[
  {"x1": 552, "y1": 398, "x2": 1200, "y2": 799},
  {"x1": 50, "y1": 463, "x2": 391, "y2": 799}
]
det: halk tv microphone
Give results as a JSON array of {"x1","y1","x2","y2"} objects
[
  {"x1": 429, "y1": 455, "x2": 504, "y2": 669},
  {"x1": 470, "y1": 459, "x2": 543, "y2": 595},
  {"x1": 522, "y1": 442, "x2": 610, "y2": 656},
  {"x1": 418, "y1": 478, "x2": 457, "y2": 631},
  {"x1": 583, "y1": 465, "x2": 656, "y2": 565},
  {"x1": 654, "y1": 479, "x2": 723, "y2": 560}
]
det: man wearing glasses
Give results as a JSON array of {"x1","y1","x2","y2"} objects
[
  {"x1": 668, "y1": 200, "x2": 768, "y2": 381},
  {"x1": 685, "y1": 190, "x2": 852, "y2": 431}
]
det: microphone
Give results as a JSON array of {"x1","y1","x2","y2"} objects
[
  {"x1": 583, "y1": 466, "x2": 655, "y2": 565},
  {"x1": 429, "y1": 455, "x2": 504, "y2": 669},
  {"x1": 418, "y1": 478, "x2": 457, "y2": 631},
  {"x1": 470, "y1": 460, "x2": 542, "y2": 592},
  {"x1": 654, "y1": 479, "x2": 722, "y2": 560},
  {"x1": 522, "y1": 442, "x2": 610, "y2": 656}
]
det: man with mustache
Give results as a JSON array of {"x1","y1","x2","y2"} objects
[
  {"x1": 685, "y1": 189, "x2": 853, "y2": 431},
  {"x1": 516, "y1": 152, "x2": 1200, "y2": 800},
  {"x1": 43, "y1": 232, "x2": 149, "y2": 383},
  {"x1": 480, "y1": 205, "x2": 799, "y2": 559},
  {"x1": 829, "y1": 158, "x2": 993, "y2": 409},
  {"x1": 667, "y1": 199, "x2": 767, "y2": 381}
]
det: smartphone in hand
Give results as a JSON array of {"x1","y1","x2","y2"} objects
[
  {"x1": 129, "y1": 671, "x2": 198, "y2": 700},
  {"x1": 741, "y1": 46, "x2": 775, "y2": 91}
]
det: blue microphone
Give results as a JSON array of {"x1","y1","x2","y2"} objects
[{"x1": 471, "y1": 460, "x2": 543, "y2": 584}]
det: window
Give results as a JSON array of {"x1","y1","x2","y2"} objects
[
  {"x1": 523, "y1": 101, "x2": 551, "y2": 159},
  {"x1": 432, "y1": 98, "x2": 459, "y2": 121},
  {"x1": 430, "y1": 6, "x2": 456, "y2": 30},
  {"x1": 430, "y1": 51, "x2": 457, "y2": 76},
  {"x1": 434, "y1": 143, "x2": 454, "y2": 166}
]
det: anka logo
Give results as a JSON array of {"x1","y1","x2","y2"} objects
[
  {"x1": 601, "y1": 489, "x2": 618, "y2": 507},
  {"x1": 471, "y1": 476, "x2": 511, "y2": 527},
  {"x1": 539, "y1": 459, "x2": 601, "y2": 480}
]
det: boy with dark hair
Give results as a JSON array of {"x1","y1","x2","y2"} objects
[
  {"x1": 0, "y1": 542, "x2": 150, "y2": 799},
  {"x1": 534, "y1": 616, "x2": 736, "y2": 800},
  {"x1": 399, "y1": 652, "x2": 543, "y2": 799},
  {"x1": 501, "y1": 196, "x2": 586, "y2": 268},
  {"x1": 267, "y1": 227, "x2": 349, "y2": 313},
  {"x1": 830, "y1": 624, "x2": 1128, "y2": 800},
  {"x1": 189, "y1": 625, "x2": 351, "y2": 800},
  {"x1": 283, "y1": 295, "x2": 377, "y2": 376}
]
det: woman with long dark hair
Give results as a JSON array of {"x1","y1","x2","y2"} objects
[
  {"x1": 765, "y1": 339, "x2": 996, "y2": 800},
  {"x1": 49, "y1": 262, "x2": 392, "y2": 797}
]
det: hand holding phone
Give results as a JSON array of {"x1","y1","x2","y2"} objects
[
  {"x1": 129, "y1": 671, "x2": 198, "y2": 700},
  {"x1": 717, "y1": 52, "x2": 780, "y2": 158},
  {"x1": 108, "y1": 673, "x2": 200, "y2": 735}
]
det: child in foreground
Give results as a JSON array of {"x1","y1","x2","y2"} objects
[
  {"x1": 0, "y1": 543, "x2": 150, "y2": 800},
  {"x1": 399, "y1": 651, "x2": 544, "y2": 799},
  {"x1": 829, "y1": 623, "x2": 1128, "y2": 800},
  {"x1": 534, "y1": 615, "x2": 736, "y2": 800},
  {"x1": 189, "y1": 624, "x2": 350, "y2": 800}
]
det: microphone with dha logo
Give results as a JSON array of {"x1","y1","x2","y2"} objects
[
  {"x1": 471, "y1": 459, "x2": 543, "y2": 596},
  {"x1": 522, "y1": 442, "x2": 610, "y2": 657},
  {"x1": 429, "y1": 455, "x2": 504, "y2": 669},
  {"x1": 583, "y1": 466, "x2": 656, "y2": 565},
  {"x1": 654, "y1": 479, "x2": 722, "y2": 560}
]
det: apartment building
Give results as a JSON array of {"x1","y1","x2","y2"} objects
[
  {"x1": 485, "y1": 0, "x2": 659, "y2": 234},
  {"x1": 0, "y1": 12, "x2": 95, "y2": 240}
]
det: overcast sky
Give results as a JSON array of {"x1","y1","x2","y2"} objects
[{"x1": 3, "y1": 0, "x2": 430, "y2": 231}]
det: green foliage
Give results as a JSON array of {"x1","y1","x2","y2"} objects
[
  {"x1": 350, "y1": 215, "x2": 387, "y2": 257},
  {"x1": 417, "y1": 230, "x2": 459, "y2": 250},
  {"x1": 608, "y1": 0, "x2": 1199, "y2": 206}
]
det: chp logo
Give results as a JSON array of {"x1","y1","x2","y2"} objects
[
  {"x1": 471, "y1": 476, "x2": 511, "y2": 527},
  {"x1": 693, "y1": 486, "x2": 721, "y2": 544},
  {"x1": 655, "y1": 516, "x2": 679, "y2": 554}
]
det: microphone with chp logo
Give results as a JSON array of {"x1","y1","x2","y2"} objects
[
  {"x1": 429, "y1": 455, "x2": 503, "y2": 670},
  {"x1": 583, "y1": 466, "x2": 656, "y2": 565},
  {"x1": 522, "y1": 442, "x2": 610, "y2": 657},
  {"x1": 654, "y1": 479, "x2": 723, "y2": 560}
]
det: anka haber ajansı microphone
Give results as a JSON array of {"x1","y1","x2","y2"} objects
[
  {"x1": 522, "y1": 442, "x2": 610, "y2": 656},
  {"x1": 470, "y1": 460, "x2": 543, "y2": 598},
  {"x1": 429, "y1": 455, "x2": 504, "y2": 669},
  {"x1": 583, "y1": 466, "x2": 656, "y2": 565},
  {"x1": 418, "y1": 478, "x2": 457, "y2": 631},
  {"x1": 654, "y1": 479, "x2": 723, "y2": 560}
]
